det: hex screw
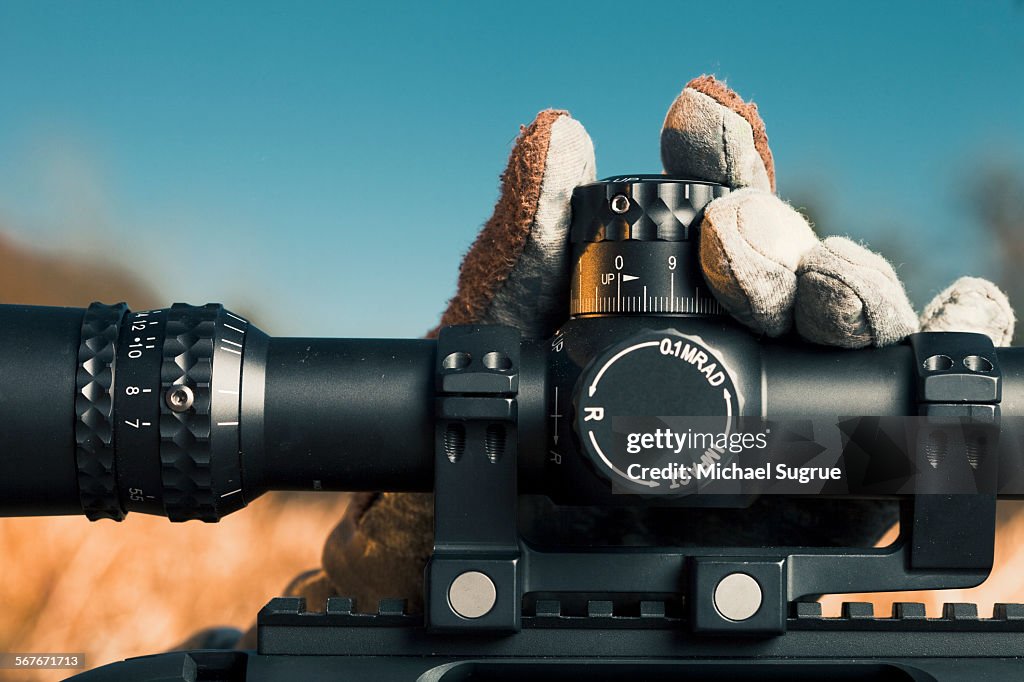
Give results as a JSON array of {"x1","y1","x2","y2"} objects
[
  {"x1": 166, "y1": 385, "x2": 195, "y2": 413},
  {"x1": 610, "y1": 194, "x2": 631, "y2": 214}
]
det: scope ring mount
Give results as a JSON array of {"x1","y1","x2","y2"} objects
[{"x1": 415, "y1": 326, "x2": 1005, "y2": 636}]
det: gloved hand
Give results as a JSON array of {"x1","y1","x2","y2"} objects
[{"x1": 282, "y1": 76, "x2": 1016, "y2": 616}]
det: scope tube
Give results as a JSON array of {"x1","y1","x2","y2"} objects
[
  {"x1": 762, "y1": 343, "x2": 916, "y2": 418},
  {"x1": 0, "y1": 305, "x2": 86, "y2": 515},
  {"x1": 0, "y1": 304, "x2": 447, "y2": 520},
  {"x1": 240, "y1": 333, "x2": 437, "y2": 497},
  {"x1": 4, "y1": 302, "x2": 1024, "y2": 519}
]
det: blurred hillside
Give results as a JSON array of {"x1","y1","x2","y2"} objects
[
  {"x1": 0, "y1": 232, "x2": 158, "y2": 308},
  {"x1": 0, "y1": 234, "x2": 349, "y2": 681}
]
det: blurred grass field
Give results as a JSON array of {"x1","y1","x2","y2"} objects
[
  {"x1": 6, "y1": 499, "x2": 1024, "y2": 681},
  {"x1": 0, "y1": 492, "x2": 349, "y2": 682}
]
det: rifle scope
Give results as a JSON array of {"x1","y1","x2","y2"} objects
[{"x1": 2, "y1": 176, "x2": 1024, "y2": 521}]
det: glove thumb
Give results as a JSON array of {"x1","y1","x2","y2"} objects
[{"x1": 436, "y1": 110, "x2": 596, "y2": 339}]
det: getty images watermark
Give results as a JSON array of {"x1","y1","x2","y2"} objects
[
  {"x1": 0, "y1": 653, "x2": 86, "y2": 669},
  {"x1": 604, "y1": 415, "x2": 1010, "y2": 496},
  {"x1": 621, "y1": 426, "x2": 841, "y2": 486}
]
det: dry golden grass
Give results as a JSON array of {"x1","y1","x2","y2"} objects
[
  {"x1": 0, "y1": 493, "x2": 349, "y2": 682},
  {"x1": 4, "y1": 498, "x2": 1023, "y2": 682}
]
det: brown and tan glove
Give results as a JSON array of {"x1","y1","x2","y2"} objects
[{"x1": 280, "y1": 76, "x2": 1015, "y2": 617}]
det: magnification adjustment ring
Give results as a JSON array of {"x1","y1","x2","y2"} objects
[{"x1": 75, "y1": 301, "x2": 129, "y2": 521}]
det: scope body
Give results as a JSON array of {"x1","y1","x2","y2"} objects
[{"x1": 2, "y1": 302, "x2": 1024, "y2": 520}]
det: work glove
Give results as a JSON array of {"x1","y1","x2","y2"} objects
[{"x1": 281, "y1": 75, "x2": 1016, "y2": 616}]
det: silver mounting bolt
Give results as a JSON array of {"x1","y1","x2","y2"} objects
[
  {"x1": 166, "y1": 385, "x2": 195, "y2": 413},
  {"x1": 713, "y1": 572, "x2": 762, "y2": 622},
  {"x1": 448, "y1": 571, "x2": 497, "y2": 619}
]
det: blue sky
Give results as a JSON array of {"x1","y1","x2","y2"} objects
[{"x1": 0, "y1": 1, "x2": 1022, "y2": 337}]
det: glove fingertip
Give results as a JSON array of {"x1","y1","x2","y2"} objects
[
  {"x1": 699, "y1": 190, "x2": 817, "y2": 336},
  {"x1": 685, "y1": 75, "x2": 775, "y2": 189},
  {"x1": 439, "y1": 109, "x2": 595, "y2": 339},
  {"x1": 920, "y1": 276, "x2": 1016, "y2": 346},
  {"x1": 662, "y1": 75, "x2": 774, "y2": 192},
  {"x1": 794, "y1": 237, "x2": 918, "y2": 348}
]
